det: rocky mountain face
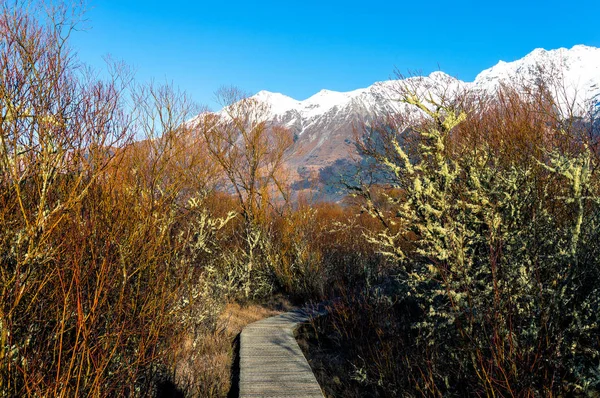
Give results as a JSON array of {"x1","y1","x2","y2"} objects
[{"x1": 223, "y1": 45, "x2": 600, "y2": 201}]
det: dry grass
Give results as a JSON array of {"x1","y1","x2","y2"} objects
[
  {"x1": 170, "y1": 298, "x2": 292, "y2": 397},
  {"x1": 218, "y1": 299, "x2": 290, "y2": 333}
]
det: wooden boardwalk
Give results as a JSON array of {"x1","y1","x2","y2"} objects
[{"x1": 239, "y1": 307, "x2": 326, "y2": 398}]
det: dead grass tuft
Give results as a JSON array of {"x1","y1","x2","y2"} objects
[{"x1": 170, "y1": 298, "x2": 292, "y2": 397}]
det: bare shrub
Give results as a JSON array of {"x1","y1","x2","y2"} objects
[{"x1": 0, "y1": 2, "x2": 233, "y2": 395}]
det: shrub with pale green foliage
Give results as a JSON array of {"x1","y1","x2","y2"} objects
[{"x1": 358, "y1": 79, "x2": 600, "y2": 395}]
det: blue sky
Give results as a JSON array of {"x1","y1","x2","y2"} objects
[{"x1": 71, "y1": 0, "x2": 600, "y2": 110}]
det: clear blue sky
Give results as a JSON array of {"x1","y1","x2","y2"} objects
[{"x1": 70, "y1": 0, "x2": 600, "y2": 110}]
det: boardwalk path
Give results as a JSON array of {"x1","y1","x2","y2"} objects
[{"x1": 239, "y1": 306, "x2": 327, "y2": 398}]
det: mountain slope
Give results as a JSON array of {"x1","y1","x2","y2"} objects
[{"x1": 217, "y1": 45, "x2": 600, "y2": 200}]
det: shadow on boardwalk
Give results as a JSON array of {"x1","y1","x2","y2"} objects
[{"x1": 228, "y1": 334, "x2": 241, "y2": 398}]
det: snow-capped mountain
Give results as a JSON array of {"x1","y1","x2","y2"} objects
[
  {"x1": 473, "y1": 45, "x2": 600, "y2": 114},
  {"x1": 216, "y1": 45, "x2": 600, "y2": 200}
]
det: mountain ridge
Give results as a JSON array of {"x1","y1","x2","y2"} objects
[
  {"x1": 251, "y1": 45, "x2": 600, "y2": 118},
  {"x1": 214, "y1": 45, "x2": 600, "y2": 200}
]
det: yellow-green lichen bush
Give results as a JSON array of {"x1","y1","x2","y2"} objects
[{"x1": 359, "y1": 80, "x2": 600, "y2": 395}]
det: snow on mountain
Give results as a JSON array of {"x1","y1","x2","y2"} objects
[
  {"x1": 254, "y1": 72, "x2": 462, "y2": 121},
  {"x1": 253, "y1": 45, "x2": 600, "y2": 124},
  {"x1": 474, "y1": 45, "x2": 600, "y2": 115},
  {"x1": 252, "y1": 90, "x2": 300, "y2": 115},
  {"x1": 209, "y1": 45, "x2": 600, "y2": 200},
  {"x1": 254, "y1": 87, "x2": 370, "y2": 123}
]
